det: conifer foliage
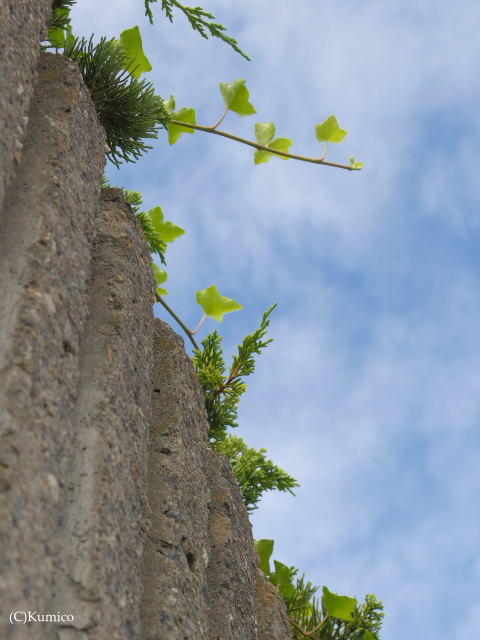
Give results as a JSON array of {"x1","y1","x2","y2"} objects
[
  {"x1": 192, "y1": 304, "x2": 277, "y2": 443},
  {"x1": 143, "y1": 0, "x2": 250, "y2": 59},
  {"x1": 63, "y1": 37, "x2": 169, "y2": 167}
]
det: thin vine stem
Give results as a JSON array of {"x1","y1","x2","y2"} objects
[
  {"x1": 209, "y1": 106, "x2": 229, "y2": 130},
  {"x1": 155, "y1": 293, "x2": 199, "y2": 349},
  {"x1": 170, "y1": 119, "x2": 355, "y2": 170},
  {"x1": 191, "y1": 313, "x2": 207, "y2": 335}
]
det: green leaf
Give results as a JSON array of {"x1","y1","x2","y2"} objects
[
  {"x1": 360, "y1": 631, "x2": 377, "y2": 640},
  {"x1": 349, "y1": 156, "x2": 364, "y2": 170},
  {"x1": 322, "y1": 586, "x2": 357, "y2": 621},
  {"x1": 147, "y1": 206, "x2": 185, "y2": 242},
  {"x1": 65, "y1": 24, "x2": 75, "y2": 49},
  {"x1": 47, "y1": 26, "x2": 66, "y2": 48},
  {"x1": 254, "y1": 123, "x2": 292, "y2": 163},
  {"x1": 167, "y1": 107, "x2": 196, "y2": 145},
  {"x1": 164, "y1": 95, "x2": 176, "y2": 115},
  {"x1": 278, "y1": 581, "x2": 296, "y2": 600},
  {"x1": 271, "y1": 560, "x2": 292, "y2": 586},
  {"x1": 315, "y1": 115, "x2": 348, "y2": 143},
  {"x1": 118, "y1": 26, "x2": 152, "y2": 78},
  {"x1": 153, "y1": 264, "x2": 168, "y2": 296},
  {"x1": 269, "y1": 138, "x2": 292, "y2": 155},
  {"x1": 196, "y1": 286, "x2": 242, "y2": 322},
  {"x1": 219, "y1": 79, "x2": 256, "y2": 116},
  {"x1": 47, "y1": 6, "x2": 70, "y2": 48},
  {"x1": 254, "y1": 539, "x2": 274, "y2": 575},
  {"x1": 255, "y1": 122, "x2": 275, "y2": 146}
]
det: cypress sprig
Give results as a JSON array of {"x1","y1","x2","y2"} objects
[
  {"x1": 215, "y1": 435, "x2": 299, "y2": 512},
  {"x1": 63, "y1": 37, "x2": 170, "y2": 167},
  {"x1": 144, "y1": 0, "x2": 250, "y2": 60},
  {"x1": 192, "y1": 304, "x2": 277, "y2": 442}
]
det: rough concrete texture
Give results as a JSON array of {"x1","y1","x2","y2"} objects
[
  {"x1": 142, "y1": 319, "x2": 293, "y2": 640},
  {"x1": 0, "y1": 0, "x2": 52, "y2": 209},
  {"x1": 141, "y1": 319, "x2": 211, "y2": 640},
  {"x1": 206, "y1": 452, "x2": 258, "y2": 640},
  {"x1": 255, "y1": 570, "x2": 294, "y2": 640},
  {"x1": 55, "y1": 188, "x2": 156, "y2": 638},
  {"x1": 0, "y1": 52, "x2": 106, "y2": 639}
]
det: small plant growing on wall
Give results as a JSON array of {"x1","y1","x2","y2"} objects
[{"x1": 43, "y1": 3, "x2": 381, "y2": 638}]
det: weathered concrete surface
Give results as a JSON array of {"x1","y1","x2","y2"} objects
[
  {"x1": 55, "y1": 189, "x2": 156, "y2": 639},
  {"x1": 0, "y1": 52, "x2": 105, "y2": 639},
  {"x1": 141, "y1": 319, "x2": 293, "y2": 640},
  {"x1": 206, "y1": 452, "x2": 258, "y2": 640},
  {"x1": 141, "y1": 319, "x2": 211, "y2": 640},
  {"x1": 256, "y1": 570, "x2": 294, "y2": 640},
  {"x1": 0, "y1": 0, "x2": 52, "y2": 209}
]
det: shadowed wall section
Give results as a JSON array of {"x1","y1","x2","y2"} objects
[
  {"x1": 0, "y1": 8, "x2": 292, "y2": 639},
  {"x1": 0, "y1": 0, "x2": 52, "y2": 210}
]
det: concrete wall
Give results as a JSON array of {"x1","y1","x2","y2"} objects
[
  {"x1": 0, "y1": 0, "x2": 52, "y2": 209},
  {"x1": 0, "y1": 7, "x2": 292, "y2": 639}
]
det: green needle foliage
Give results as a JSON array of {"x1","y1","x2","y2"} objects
[
  {"x1": 122, "y1": 190, "x2": 169, "y2": 264},
  {"x1": 63, "y1": 36, "x2": 169, "y2": 167},
  {"x1": 143, "y1": 0, "x2": 249, "y2": 59},
  {"x1": 192, "y1": 304, "x2": 300, "y2": 513},
  {"x1": 136, "y1": 210, "x2": 167, "y2": 264},
  {"x1": 50, "y1": 0, "x2": 75, "y2": 30},
  {"x1": 192, "y1": 304, "x2": 277, "y2": 443},
  {"x1": 215, "y1": 435, "x2": 299, "y2": 513}
]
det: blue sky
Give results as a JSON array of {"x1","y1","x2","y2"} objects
[{"x1": 71, "y1": 1, "x2": 480, "y2": 638}]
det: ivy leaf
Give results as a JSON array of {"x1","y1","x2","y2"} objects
[
  {"x1": 46, "y1": 6, "x2": 70, "y2": 48},
  {"x1": 269, "y1": 138, "x2": 292, "y2": 157},
  {"x1": 255, "y1": 122, "x2": 275, "y2": 146},
  {"x1": 254, "y1": 124, "x2": 292, "y2": 164},
  {"x1": 47, "y1": 25, "x2": 66, "y2": 48},
  {"x1": 270, "y1": 560, "x2": 293, "y2": 587},
  {"x1": 118, "y1": 26, "x2": 152, "y2": 78},
  {"x1": 322, "y1": 586, "x2": 357, "y2": 621},
  {"x1": 163, "y1": 95, "x2": 176, "y2": 114},
  {"x1": 315, "y1": 115, "x2": 348, "y2": 143},
  {"x1": 196, "y1": 286, "x2": 242, "y2": 322},
  {"x1": 167, "y1": 107, "x2": 196, "y2": 145},
  {"x1": 65, "y1": 25, "x2": 75, "y2": 49},
  {"x1": 254, "y1": 539, "x2": 274, "y2": 575},
  {"x1": 153, "y1": 264, "x2": 168, "y2": 296},
  {"x1": 278, "y1": 580, "x2": 296, "y2": 600},
  {"x1": 349, "y1": 156, "x2": 364, "y2": 170},
  {"x1": 219, "y1": 79, "x2": 256, "y2": 116},
  {"x1": 360, "y1": 632, "x2": 377, "y2": 640},
  {"x1": 254, "y1": 138, "x2": 292, "y2": 164},
  {"x1": 147, "y1": 206, "x2": 185, "y2": 242}
]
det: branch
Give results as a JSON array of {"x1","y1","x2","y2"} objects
[{"x1": 170, "y1": 119, "x2": 356, "y2": 170}]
